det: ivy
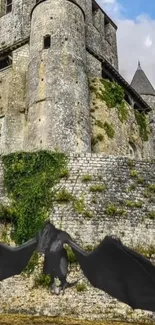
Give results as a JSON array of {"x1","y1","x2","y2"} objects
[
  {"x1": 134, "y1": 110, "x2": 150, "y2": 141},
  {"x1": 2, "y1": 151, "x2": 67, "y2": 244},
  {"x1": 99, "y1": 79, "x2": 125, "y2": 108},
  {"x1": 103, "y1": 122, "x2": 115, "y2": 138},
  {"x1": 90, "y1": 78, "x2": 128, "y2": 123}
]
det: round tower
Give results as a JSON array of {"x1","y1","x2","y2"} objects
[{"x1": 25, "y1": 0, "x2": 91, "y2": 153}]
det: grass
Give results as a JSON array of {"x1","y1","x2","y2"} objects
[{"x1": 89, "y1": 184, "x2": 105, "y2": 192}]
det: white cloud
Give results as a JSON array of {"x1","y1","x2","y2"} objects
[
  {"x1": 96, "y1": 0, "x2": 155, "y2": 89},
  {"x1": 144, "y1": 34, "x2": 153, "y2": 48},
  {"x1": 117, "y1": 16, "x2": 155, "y2": 87}
]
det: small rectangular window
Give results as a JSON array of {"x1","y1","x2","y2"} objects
[
  {"x1": 43, "y1": 35, "x2": 51, "y2": 49},
  {"x1": 6, "y1": 0, "x2": 12, "y2": 14},
  {"x1": 0, "y1": 54, "x2": 12, "y2": 71}
]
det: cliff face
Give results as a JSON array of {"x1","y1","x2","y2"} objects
[{"x1": 0, "y1": 154, "x2": 155, "y2": 322}]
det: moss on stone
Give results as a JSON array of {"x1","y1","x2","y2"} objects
[
  {"x1": 34, "y1": 274, "x2": 51, "y2": 288},
  {"x1": 127, "y1": 159, "x2": 134, "y2": 168},
  {"x1": 65, "y1": 245, "x2": 77, "y2": 263},
  {"x1": 147, "y1": 211, "x2": 155, "y2": 220},
  {"x1": 103, "y1": 122, "x2": 115, "y2": 139},
  {"x1": 105, "y1": 204, "x2": 126, "y2": 216},
  {"x1": 73, "y1": 195, "x2": 85, "y2": 214},
  {"x1": 81, "y1": 174, "x2": 93, "y2": 182},
  {"x1": 95, "y1": 119, "x2": 104, "y2": 129},
  {"x1": 125, "y1": 200, "x2": 143, "y2": 208},
  {"x1": 83, "y1": 210, "x2": 94, "y2": 219},
  {"x1": 130, "y1": 169, "x2": 138, "y2": 177},
  {"x1": 2, "y1": 151, "x2": 67, "y2": 244},
  {"x1": 117, "y1": 102, "x2": 128, "y2": 123},
  {"x1": 89, "y1": 184, "x2": 105, "y2": 192},
  {"x1": 76, "y1": 281, "x2": 87, "y2": 292},
  {"x1": 134, "y1": 109, "x2": 150, "y2": 141},
  {"x1": 54, "y1": 189, "x2": 74, "y2": 203}
]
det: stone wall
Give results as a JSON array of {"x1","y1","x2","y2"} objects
[
  {"x1": 0, "y1": 153, "x2": 155, "y2": 322},
  {"x1": 0, "y1": 44, "x2": 29, "y2": 154},
  {"x1": 26, "y1": 0, "x2": 91, "y2": 153},
  {"x1": 89, "y1": 78, "x2": 154, "y2": 159},
  {"x1": 0, "y1": 0, "x2": 35, "y2": 50}
]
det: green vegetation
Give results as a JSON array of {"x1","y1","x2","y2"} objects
[
  {"x1": 59, "y1": 168, "x2": 69, "y2": 178},
  {"x1": 128, "y1": 159, "x2": 134, "y2": 167},
  {"x1": 147, "y1": 211, "x2": 155, "y2": 220},
  {"x1": 90, "y1": 78, "x2": 128, "y2": 124},
  {"x1": 143, "y1": 184, "x2": 155, "y2": 199},
  {"x1": 105, "y1": 204, "x2": 117, "y2": 216},
  {"x1": 135, "y1": 109, "x2": 150, "y2": 141},
  {"x1": 117, "y1": 101, "x2": 128, "y2": 123},
  {"x1": 135, "y1": 245, "x2": 155, "y2": 258},
  {"x1": 76, "y1": 281, "x2": 87, "y2": 292},
  {"x1": 103, "y1": 122, "x2": 115, "y2": 139},
  {"x1": 34, "y1": 274, "x2": 51, "y2": 288},
  {"x1": 83, "y1": 210, "x2": 94, "y2": 219},
  {"x1": 73, "y1": 195, "x2": 94, "y2": 219},
  {"x1": 23, "y1": 251, "x2": 39, "y2": 275},
  {"x1": 73, "y1": 195, "x2": 85, "y2": 214},
  {"x1": 105, "y1": 203, "x2": 126, "y2": 216},
  {"x1": 126, "y1": 183, "x2": 136, "y2": 192},
  {"x1": 125, "y1": 200, "x2": 143, "y2": 208},
  {"x1": 2, "y1": 151, "x2": 67, "y2": 244},
  {"x1": 137, "y1": 177, "x2": 144, "y2": 184},
  {"x1": 81, "y1": 174, "x2": 93, "y2": 182},
  {"x1": 99, "y1": 79, "x2": 125, "y2": 109},
  {"x1": 91, "y1": 134, "x2": 104, "y2": 147},
  {"x1": 130, "y1": 169, "x2": 138, "y2": 177},
  {"x1": 96, "y1": 133, "x2": 104, "y2": 141},
  {"x1": 54, "y1": 188, "x2": 74, "y2": 203},
  {"x1": 89, "y1": 184, "x2": 105, "y2": 192},
  {"x1": 147, "y1": 184, "x2": 155, "y2": 193},
  {"x1": 65, "y1": 245, "x2": 77, "y2": 263},
  {"x1": 95, "y1": 119, "x2": 104, "y2": 128}
]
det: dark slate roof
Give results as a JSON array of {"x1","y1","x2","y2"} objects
[{"x1": 131, "y1": 62, "x2": 155, "y2": 96}]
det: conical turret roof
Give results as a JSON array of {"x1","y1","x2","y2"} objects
[{"x1": 131, "y1": 62, "x2": 155, "y2": 96}]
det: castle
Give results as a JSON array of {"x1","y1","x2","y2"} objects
[
  {"x1": 0, "y1": 0, "x2": 155, "y2": 158},
  {"x1": 1, "y1": 1, "x2": 155, "y2": 321}
]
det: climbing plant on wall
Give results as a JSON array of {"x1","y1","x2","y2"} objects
[{"x1": 1, "y1": 151, "x2": 67, "y2": 244}]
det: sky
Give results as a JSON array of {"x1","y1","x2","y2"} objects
[{"x1": 97, "y1": 0, "x2": 155, "y2": 88}]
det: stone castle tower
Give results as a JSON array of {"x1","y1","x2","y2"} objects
[{"x1": 0, "y1": 0, "x2": 154, "y2": 157}]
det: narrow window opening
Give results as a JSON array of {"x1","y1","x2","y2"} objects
[
  {"x1": 0, "y1": 54, "x2": 12, "y2": 71},
  {"x1": 43, "y1": 35, "x2": 51, "y2": 49},
  {"x1": 6, "y1": 0, "x2": 12, "y2": 14}
]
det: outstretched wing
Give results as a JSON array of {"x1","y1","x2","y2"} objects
[
  {"x1": 0, "y1": 238, "x2": 37, "y2": 280},
  {"x1": 68, "y1": 236, "x2": 155, "y2": 312}
]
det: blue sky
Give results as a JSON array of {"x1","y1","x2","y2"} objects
[
  {"x1": 118, "y1": 0, "x2": 155, "y2": 20},
  {"x1": 97, "y1": 0, "x2": 155, "y2": 87}
]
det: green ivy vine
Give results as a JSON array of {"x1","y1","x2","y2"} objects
[{"x1": 1, "y1": 151, "x2": 67, "y2": 244}]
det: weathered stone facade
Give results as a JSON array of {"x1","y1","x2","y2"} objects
[
  {"x1": 0, "y1": 1, "x2": 155, "y2": 323},
  {"x1": 0, "y1": 0, "x2": 154, "y2": 156},
  {"x1": 0, "y1": 153, "x2": 155, "y2": 322}
]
